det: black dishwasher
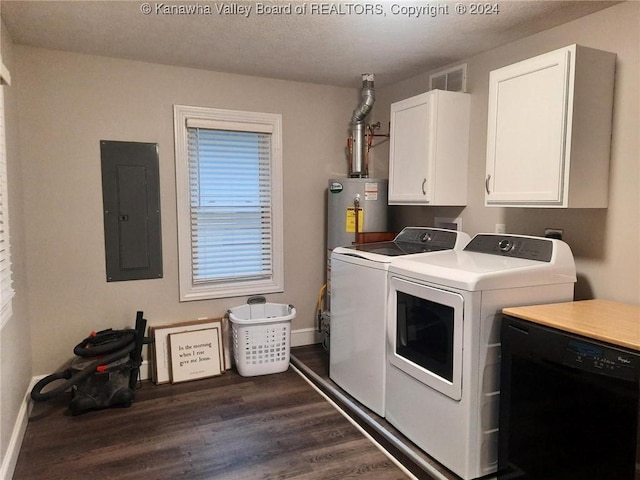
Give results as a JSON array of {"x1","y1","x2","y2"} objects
[{"x1": 498, "y1": 315, "x2": 639, "y2": 480}]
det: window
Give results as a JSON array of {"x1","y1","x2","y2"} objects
[
  {"x1": 0, "y1": 60, "x2": 14, "y2": 329},
  {"x1": 173, "y1": 105, "x2": 284, "y2": 301}
]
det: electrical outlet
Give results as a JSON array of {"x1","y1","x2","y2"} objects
[
  {"x1": 495, "y1": 224, "x2": 506, "y2": 234},
  {"x1": 545, "y1": 228, "x2": 564, "y2": 240},
  {"x1": 435, "y1": 217, "x2": 462, "y2": 231}
]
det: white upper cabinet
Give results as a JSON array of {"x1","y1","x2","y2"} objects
[
  {"x1": 485, "y1": 44, "x2": 616, "y2": 208},
  {"x1": 388, "y1": 90, "x2": 470, "y2": 206}
]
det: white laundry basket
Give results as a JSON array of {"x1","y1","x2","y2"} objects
[{"x1": 228, "y1": 296, "x2": 296, "y2": 377}]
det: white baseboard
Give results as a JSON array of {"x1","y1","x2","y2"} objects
[
  {"x1": 139, "y1": 358, "x2": 151, "y2": 381},
  {"x1": 291, "y1": 327, "x2": 322, "y2": 347},
  {"x1": 1, "y1": 378, "x2": 36, "y2": 480},
  {"x1": 136, "y1": 327, "x2": 319, "y2": 380}
]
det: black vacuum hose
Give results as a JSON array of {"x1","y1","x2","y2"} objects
[
  {"x1": 73, "y1": 329, "x2": 136, "y2": 357},
  {"x1": 31, "y1": 334, "x2": 136, "y2": 402}
]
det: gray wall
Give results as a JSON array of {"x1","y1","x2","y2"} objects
[
  {"x1": 0, "y1": 0, "x2": 638, "y2": 469},
  {"x1": 14, "y1": 47, "x2": 361, "y2": 376},
  {"x1": 0, "y1": 17, "x2": 32, "y2": 468},
  {"x1": 374, "y1": 1, "x2": 639, "y2": 303}
]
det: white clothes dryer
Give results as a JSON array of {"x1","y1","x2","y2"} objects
[
  {"x1": 329, "y1": 227, "x2": 470, "y2": 416},
  {"x1": 385, "y1": 234, "x2": 577, "y2": 479}
]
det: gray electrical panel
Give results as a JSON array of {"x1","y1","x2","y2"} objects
[{"x1": 100, "y1": 140, "x2": 162, "y2": 282}]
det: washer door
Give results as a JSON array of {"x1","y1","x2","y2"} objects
[{"x1": 388, "y1": 276, "x2": 464, "y2": 401}]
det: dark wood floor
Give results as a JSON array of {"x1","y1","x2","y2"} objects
[
  {"x1": 14, "y1": 355, "x2": 410, "y2": 480},
  {"x1": 290, "y1": 345, "x2": 458, "y2": 480}
]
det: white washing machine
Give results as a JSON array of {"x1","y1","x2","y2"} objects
[
  {"x1": 385, "y1": 234, "x2": 577, "y2": 480},
  {"x1": 330, "y1": 227, "x2": 470, "y2": 416}
]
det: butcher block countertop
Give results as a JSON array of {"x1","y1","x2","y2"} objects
[{"x1": 503, "y1": 299, "x2": 640, "y2": 351}]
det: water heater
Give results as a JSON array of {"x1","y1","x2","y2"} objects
[
  {"x1": 319, "y1": 73, "x2": 388, "y2": 348},
  {"x1": 327, "y1": 177, "x2": 388, "y2": 250},
  {"x1": 322, "y1": 177, "x2": 388, "y2": 342}
]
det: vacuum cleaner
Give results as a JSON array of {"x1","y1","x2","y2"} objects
[{"x1": 31, "y1": 311, "x2": 152, "y2": 415}]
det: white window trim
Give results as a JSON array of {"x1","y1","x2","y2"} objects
[
  {"x1": 0, "y1": 58, "x2": 14, "y2": 330},
  {"x1": 173, "y1": 105, "x2": 284, "y2": 301}
]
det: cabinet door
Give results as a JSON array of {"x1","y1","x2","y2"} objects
[
  {"x1": 485, "y1": 48, "x2": 571, "y2": 205},
  {"x1": 389, "y1": 93, "x2": 433, "y2": 204}
]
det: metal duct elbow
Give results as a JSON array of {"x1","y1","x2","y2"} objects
[
  {"x1": 351, "y1": 75, "x2": 376, "y2": 124},
  {"x1": 349, "y1": 74, "x2": 375, "y2": 177}
]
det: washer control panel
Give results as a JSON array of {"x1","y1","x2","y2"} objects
[
  {"x1": 464, "y1": 234, "x2": 553, "y2": 262},
  {"x1": 395, "y1": 227, "x2": 459, "y2": 249}
]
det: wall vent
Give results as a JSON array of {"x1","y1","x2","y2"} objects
[{"x1": 429, "y1": 64, "x2": 467, "y2": 93}]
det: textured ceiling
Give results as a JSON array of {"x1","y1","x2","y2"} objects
[{"x1": 1, "y1": 0, "x2": 619, "y2": 87}]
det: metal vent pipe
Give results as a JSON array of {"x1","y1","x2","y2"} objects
[{"x1": 349, "y1": 73, "x2": 375, "y2": 177}]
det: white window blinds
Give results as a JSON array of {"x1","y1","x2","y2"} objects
[
  {"x1": 187, "y1": 127, "x2": 273, "y2": 284},
  {"x1": 174, "y1": 105, "x2": 284, "y2": 301},
  {"x1": 0, "y1": 68, "x2": 14, "y2": 329}
]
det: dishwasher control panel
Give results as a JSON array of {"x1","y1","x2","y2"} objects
[{"x1": 563, "y1": 339, "x2": 639, "y2": 382}]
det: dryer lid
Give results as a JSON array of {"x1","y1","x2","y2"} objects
[{"x1": 389, "y1": 234, "x2": 576, "y2": 291}]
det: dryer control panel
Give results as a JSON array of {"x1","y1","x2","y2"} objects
[{"x1": 464, "y1": 234, "x2": 553, "y2": 262}]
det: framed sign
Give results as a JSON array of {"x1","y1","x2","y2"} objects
[
  {"x1": 169, "y1": 328, "x2": 222, "y2": 383},
  {"x1": 150, "y1": 317, "x2": 228, "y2": 384}
]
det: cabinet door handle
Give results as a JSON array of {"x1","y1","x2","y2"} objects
[
  {"x1": 485, "y1": 174, "x2": 491, "y2": 194},
  {"x1": 421, "y1": 178, "x2": 427, "y2": 195}
]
